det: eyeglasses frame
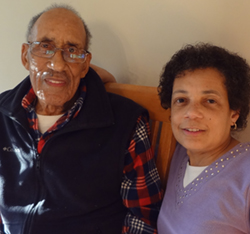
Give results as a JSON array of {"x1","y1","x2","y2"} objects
[{"x1": 26, "y1": 41, "x2": 90, "y2": 63}]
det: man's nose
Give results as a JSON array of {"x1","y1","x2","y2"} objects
[{"x1": 47, "y1": 50, "x2": 67, "y2": 72}]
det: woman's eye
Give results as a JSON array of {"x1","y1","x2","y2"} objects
[
  {"x1": 207, "y1": 99, "x2": 215, "y2": 104},
  {"x1": 176, "y1": 98, "x2": 185, "y2": 103},
  {"x1": 172, "y1": 97, "x2": 186, "y2": 105}
]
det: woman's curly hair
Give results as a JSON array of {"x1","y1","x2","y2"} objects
[{"x1": 158, "y1": 43, "x2": 250, "y2": 130}]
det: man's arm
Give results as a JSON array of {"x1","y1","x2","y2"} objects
[
  {"x1": 90, "y1": 64, "x2": 117, "y2": 83},
  {"x1": 121, "y1": 115, "x2": 163, "y2": 234}
]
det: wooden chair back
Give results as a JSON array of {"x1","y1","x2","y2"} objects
[{"x1": 105, "y1": 83, "x2": 176, "y2": 189}]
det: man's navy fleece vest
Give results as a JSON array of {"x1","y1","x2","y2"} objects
[{"x1": 0, "y1": 68, "x2": 148, "y2": 234}]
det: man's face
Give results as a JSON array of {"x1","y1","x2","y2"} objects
[{"x1": 22, "y1": 8, "x2": 91, "y2": 115}]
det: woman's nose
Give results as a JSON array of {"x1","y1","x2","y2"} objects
[{"x1": 184, "y1": 102, "x2": 203, "y2": 119}]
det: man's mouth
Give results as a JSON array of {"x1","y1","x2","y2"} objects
[
  {"x1": 48, "y1": 79, "x2": 64, "y2": 84},
  {"x1": 45, "y1": 78, "x2": 66, "y2": 87}
]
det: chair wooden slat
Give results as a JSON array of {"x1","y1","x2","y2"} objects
[
  {"x1": 150, "y1": 120, "x2": 160, "y2": 150},
  {"x1": 156, "y1": 122, "x2": 176, "y2": 188}
]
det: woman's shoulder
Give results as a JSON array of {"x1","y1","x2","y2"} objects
[
  {"x1": 170, "y1": 142, "x2": 188, "y2": 168},
  {"x1": 173, "y1": 142, "x2": 187, "y2": 158},
  {"x1": 229, "y1": 141, "x2": 250, "y2": 156},
  {"x1": 225, "y1": 141, "x2": 250, "y2": 167}
]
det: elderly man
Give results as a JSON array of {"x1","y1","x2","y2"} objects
[{"x1": 0, "y1": 4, "x2": 161, "y2": 234}]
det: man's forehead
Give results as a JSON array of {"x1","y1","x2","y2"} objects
[
  {"x1": 29, "y1": 8, "x2": 86, "y2": 46},
  {"x1": 39, "y1": 8, "x2": 80, "y2": 22}
]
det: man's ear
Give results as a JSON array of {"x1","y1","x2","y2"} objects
[
  {"x1": 21, "y1": 43, "x2": 30, "y2": 71},
  {"x1": 80, "y1": 52, "x2": 92, "y2": 78}
]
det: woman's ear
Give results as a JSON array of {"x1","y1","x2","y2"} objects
[
  {"x1": 231, "y1": 109, "x2": 240, "y2": 125},
  {"x1": 21, "y1": 43, "x2": 30, "y2": 71}
]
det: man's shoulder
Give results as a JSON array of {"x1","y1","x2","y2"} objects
[
  {"x1": 106, "y1": 91, "x2": 148, "y2": 117},
  {"x1": 0, "y1": 76, "x2": 30, "y2": 112},
  {"x1": 107, "y1": 91, "x2": 143, "y2": 108},
  {"x1": 85, "y1": 68, "x2": 148, "y2": 116}
]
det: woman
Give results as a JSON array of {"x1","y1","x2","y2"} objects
[{"x1": 157, "y1": 43, "x2": 250, "y2": 234}]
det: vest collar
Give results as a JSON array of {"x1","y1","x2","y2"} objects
[{"x1": 0, "y1": 68, "x2": 114, "y2": 130}]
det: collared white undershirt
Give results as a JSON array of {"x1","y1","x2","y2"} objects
[
  {"x1": 37, "y1": 114, "x2": 63, "y2": 134},
  {"x1": 183, "y1": 162, "x2": 207, "y2": 188}
]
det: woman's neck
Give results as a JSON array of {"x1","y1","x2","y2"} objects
[{"x1": 188, "y1": 137, "x2": 240, "y2": 166}]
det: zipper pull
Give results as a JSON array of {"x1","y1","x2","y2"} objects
[{"x1": 36, "y1": 154, "x2": 40, "y2": 170}]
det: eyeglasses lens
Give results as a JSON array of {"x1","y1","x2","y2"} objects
[{"x1": 29, "y1": 42, "x2": 87, "y2": 63}]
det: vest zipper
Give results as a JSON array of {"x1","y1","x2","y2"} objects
[
  {"x1": 22, "y1": 150, "x2": 43, "y2": 234},
  {"x1": 36, "y1": 153, "x2": 41, "y2": 170},
  {"x1": 8, "y1": 113, "x2": 44, "y2": 234}
]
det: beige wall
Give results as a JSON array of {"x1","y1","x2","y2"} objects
[{"x1": 0, "y1": 0, "x2": 250, "y2": 142}]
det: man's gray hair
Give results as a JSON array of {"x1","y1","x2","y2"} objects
[{"x1": 26, "y1": 4, "x2": 92, "y2": 50}]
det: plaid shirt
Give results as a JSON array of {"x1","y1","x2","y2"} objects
[{"x1": 20, "y1": 80, "x2": 162, "y2": 234}]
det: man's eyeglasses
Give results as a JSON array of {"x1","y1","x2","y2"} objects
[{"x1": 27, "y1": 41, "x2": 89, "y2": 63}]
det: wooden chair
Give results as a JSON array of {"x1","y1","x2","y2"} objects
[{"x1": 105, "y1": 83, "x2": 176, "y2": 190}]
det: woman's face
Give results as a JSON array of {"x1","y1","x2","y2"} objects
[{"x1": 171, "y1": 68, "x2": 239, "y2": 156}]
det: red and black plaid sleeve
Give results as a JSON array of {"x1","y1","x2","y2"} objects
[{"x1": 121, "y1": 115, "x2": 163, "y2": 234}]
